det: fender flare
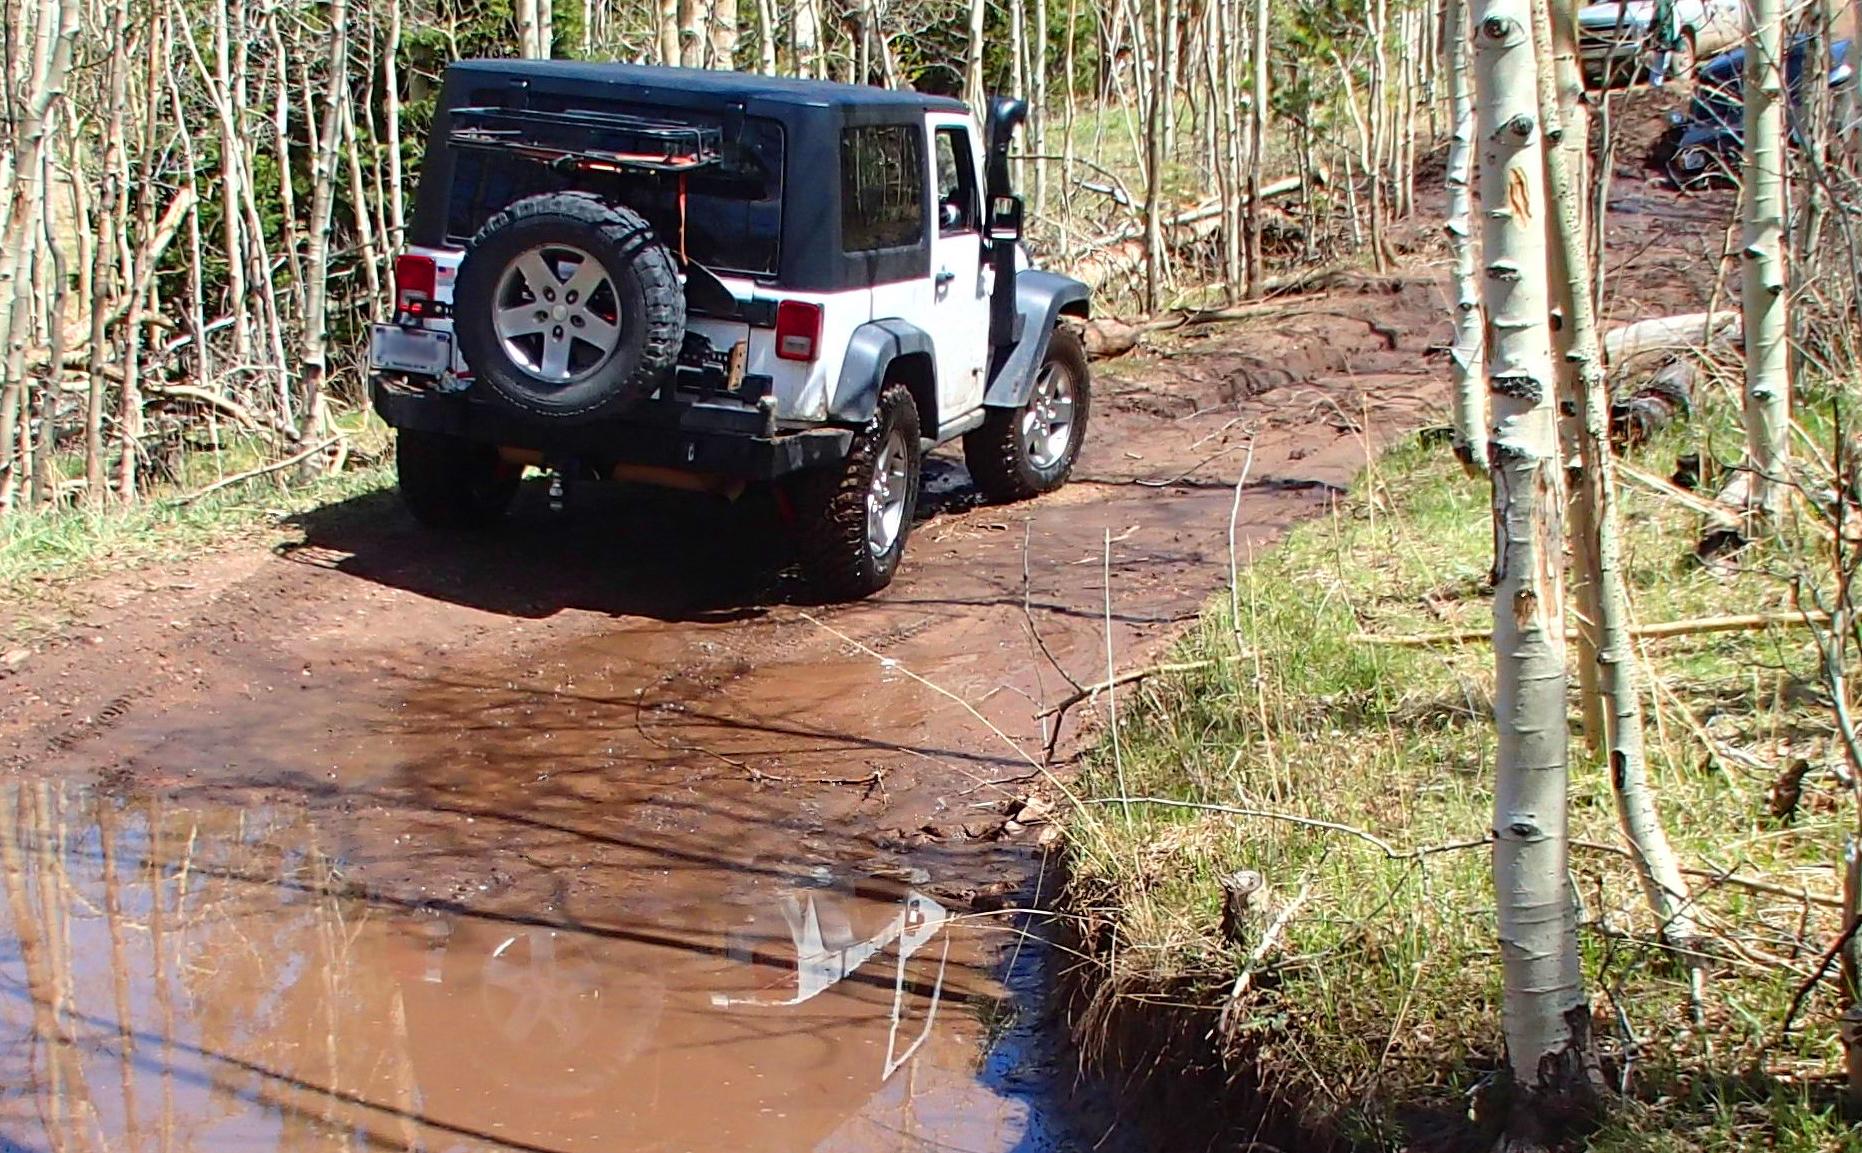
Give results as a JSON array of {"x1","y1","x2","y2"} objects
[
  {"x1": 829, "y1": 319, "x2": 935, "y2": 426},
  {"x1": 984, "y1": 271, "x2": 1091, "y2": 409}
]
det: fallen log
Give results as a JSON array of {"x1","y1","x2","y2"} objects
[
  {"x1": 1602, "y1": 311, "x2": 1741, "y2": 367},
  {"x1": 1356, "y1": 610, "x2": 1833, "y2": 647},
  {"x1": 1611, "y1": 357, "x2": 1694, "y2": 447}
]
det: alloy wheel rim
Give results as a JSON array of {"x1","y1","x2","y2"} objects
[
  {"x1": 866, "y1": 428, "x2": 911, "y2": 559},
  {"x1": 492, "y1": 245, "x2": 622, "y2": 385},
  {"x1": 1021, "y1": 361, "x2": 1077, "y2": 470}
]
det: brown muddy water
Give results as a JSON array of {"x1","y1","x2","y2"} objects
[{"x1": 0, "y1": 779, "x2": 1081, "y2": 1152}]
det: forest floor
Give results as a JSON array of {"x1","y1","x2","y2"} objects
[
  {"x1": 1062, "y1": 92, "x2": 1861, "y2": 1153},
  {"x1": 0, "y1": 87, "x2": 1728, "y2": 1151}
]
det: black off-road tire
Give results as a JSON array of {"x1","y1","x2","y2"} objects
[
  {"x1": 793, "y1": 384, "x2": 922, "y2": 601},
  {"x1": 396, "y1": 430, "x2": 522, "y2": 529},
  {"x1": 963, "y1": 327, "x2": 1091, "y2": 502},
  {"x1": 453, "y1": 191, "x2": 684, "y2": 422}
]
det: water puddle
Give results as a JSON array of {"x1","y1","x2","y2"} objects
[{"x1": 0, "y1": 782, "x2": 1069, "y2": 1152}]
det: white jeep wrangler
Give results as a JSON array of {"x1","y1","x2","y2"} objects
[{"x1": 370, "y1": 61, "x2": 1092, "y2": 600}]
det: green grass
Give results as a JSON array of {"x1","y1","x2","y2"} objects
[
  {"x1": 0, "y1": 413, "x2": 394, "y2": 623},
  {"x1": 1062, "y1": 414, "x2": 1861, "y2": 1149}
]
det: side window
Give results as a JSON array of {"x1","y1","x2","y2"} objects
[
  {"x1": 841, "y1": 125, "x2": 926, "y2": 253},
  {"x1": 934, "y1": 127, "x2": 979, "y2": 234}
]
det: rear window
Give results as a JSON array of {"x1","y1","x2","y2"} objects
[
  {"x1": 840, "y1": 125, "x2": 925, "y2": 253},
  {"x1": 443, "y1": 95, "x2": 785, "y2": 278}
]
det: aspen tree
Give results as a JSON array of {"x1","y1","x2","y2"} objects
[
  {"x1": 1470, "y1": 0, "x2": 1601, "y2": 1129},
  {"x1": 1444, "y1": 0, "x2": 1486, "y2": 471},
  {"x1": 1535, "y1": 0, "x2": 1696, "y2": 949},
  {"x1": 1743, "y1": 0, "x2": 1790, "y2": 520}
]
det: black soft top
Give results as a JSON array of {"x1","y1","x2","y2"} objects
[
  {"x1": 442, "y1": 59, "x2": 969, "y2": 115},
  {"x1": 411, "y1": 60, "x2": 967, "y2": 290}
]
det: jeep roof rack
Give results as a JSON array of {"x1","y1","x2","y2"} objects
[{"x1": 448, "y1": 105, "x2": 722, "y2": 174}]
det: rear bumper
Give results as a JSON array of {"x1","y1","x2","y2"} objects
[{"x1": 371, "y1": 377, "x2": 852, "y2": 480}]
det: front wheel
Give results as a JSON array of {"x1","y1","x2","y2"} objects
[
  {"x1": 964, "y1": 328, "x2": 1091, "y2": 502},
  {"x1": 793, "y1": 383, "x2": 922, "y2": 601},
  {"x1": 396, "y1": 430, "x2": 522, "y2": 529}
]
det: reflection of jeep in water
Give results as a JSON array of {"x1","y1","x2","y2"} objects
[{"x1": 371, "y1": 62, "x2": 1093, "y2": 600}]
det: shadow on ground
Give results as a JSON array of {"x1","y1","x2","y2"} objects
[{"x1": 280, "y1": 456, "x2": 983, "y2": 623}]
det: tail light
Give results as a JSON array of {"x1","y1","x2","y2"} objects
[
  {"x1": 394, "y1": 253, "x2": 438, "y2": 319},
  {"x1": 774, "y1": 300, "x2": 822, "y2": 362}
]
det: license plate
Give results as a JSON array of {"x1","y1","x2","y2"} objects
[{"x1": 371, "y1": 324, "x2": 453, "y2": 376}]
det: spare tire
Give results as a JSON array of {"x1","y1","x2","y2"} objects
[{"x1": 453, "y1": 192, "x2": 684, "y2": 421}]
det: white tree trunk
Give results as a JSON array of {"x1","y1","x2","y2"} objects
[
  {"x1": 296, "y1": 0, "x2": 349, "y2": 445},
  {"x1": 709, "y1": 0, "x2": 738, "y2": 68},
  {"x1": 659, "y1": 0, "x2": 681, "y2": 63},
  {"x1": 1444, "y1": 0, "x2": 1487, "y2": 472},
  {"x1": 1537, "y1": 0, "x2": 1697, "y2": 949},
  {"x1": 1245, "y1": 0, "x2": 1268, "y2": 297},
  {"x1": 1469, "y1": 0, "x2": 1600, "y2": 1124},
  {"x1": 755, "y1": 0, "x2": 777, "y2": 72},
  {"x1": 1742, "y1": 0, "x2": 1790, "y2": 520},
  {"x1": 964, "y1": 0, "x2": 986, "y2": 105}
]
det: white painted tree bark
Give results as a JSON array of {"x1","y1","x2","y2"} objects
[
  {"x1": 1444, "y1": 0, "x2": 1487, "y2": 472},
  {"x1": 1469, "y1": 0, "x2": 1601, "y2": 1129},
  {"x1": 1742, "y1": 0, "x2": 1790, "y2": 520}
]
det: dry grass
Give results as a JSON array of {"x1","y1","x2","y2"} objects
[{"x1": 1061, "y1": 425, "x2": 1861, "y2": 1151}]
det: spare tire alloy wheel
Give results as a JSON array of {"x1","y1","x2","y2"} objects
[
  {"x1": 494, "y1": 245, "x2": 623, "y2": 384},
  {"x1": 453, "y1": 192, "x2": 685, "y2": 421}
]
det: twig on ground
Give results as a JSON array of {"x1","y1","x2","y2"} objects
[
  {"x1": 1219, "y1": 881, "x2": 1314, "y2": 1033},
  {"x1": 799, "y1": 612, "x2": 1064, "y2": 785},
  {"x1": 1135, "y1": 442, "x2": 1250, "y2": 488},
  {"x1": 1777, "y1": 911, "x2": 1862, "y2": 1039},
  {"x1": 632, "y1": 689, "x2": 789, "y2": 783},
  {"x1": 1570, "y1": 838, "x2": 1842, "y2": 908},
  {"x1": 1036, "y1": 660, "x2": 1224, "y2": 722},
  {"x1": 172, "y1": 436, "x2": 343, "y2": 506},
  {"x1": 1084, "y1": 795, "x2": 1492, "y2": 860},
  {"x1": 1357, "y1": 610, "x2": 1833, "y2": 648}
]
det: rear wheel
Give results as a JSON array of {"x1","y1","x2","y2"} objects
[
  {"x1": 963, "y1": 328, "x2": 1091, "y2": 502},
  {"x1": 396, "y1": 430, "x2": 522, "y2": 529},
  {"x1": 794, "y1": 383, "x2": 921, "y2": 601}
]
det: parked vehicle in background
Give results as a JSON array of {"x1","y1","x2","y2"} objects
[
  {"x1": 1664, "y1": 37, "x2": 1856, "y2": 188},
  {"x1": 1578, "y1": 0, "x2": 1746, "y2": 86}
]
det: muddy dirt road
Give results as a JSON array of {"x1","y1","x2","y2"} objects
[{"x1": 0, "y1": 275, "x2": 1449, "y2": 1151}]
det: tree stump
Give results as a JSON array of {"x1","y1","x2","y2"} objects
[{"x1": 1219, "y1": 869, "x2": 1272, "y2": 948}]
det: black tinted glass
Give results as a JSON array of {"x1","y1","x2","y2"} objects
[
  {"x1": 840, "y1": 125, "x2": 925, "y2": 253},
  {"x1": 444, "y1": 100, "x2": 784, "y2": 278}
]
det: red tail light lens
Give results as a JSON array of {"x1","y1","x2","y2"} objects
[
  {"x1": 774, "y1": 300, "x2": 822, "y2": 362},
  {"x1": 394, "y1": 253, "x2": 438, "y2": 318}
]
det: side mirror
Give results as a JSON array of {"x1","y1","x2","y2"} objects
[
  {"x1": 987, "y1": 194, "x2": 1024, "y2": 243},
  {"x1": 940, "y1": 201, "x2": 965, "y2": 232}
]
